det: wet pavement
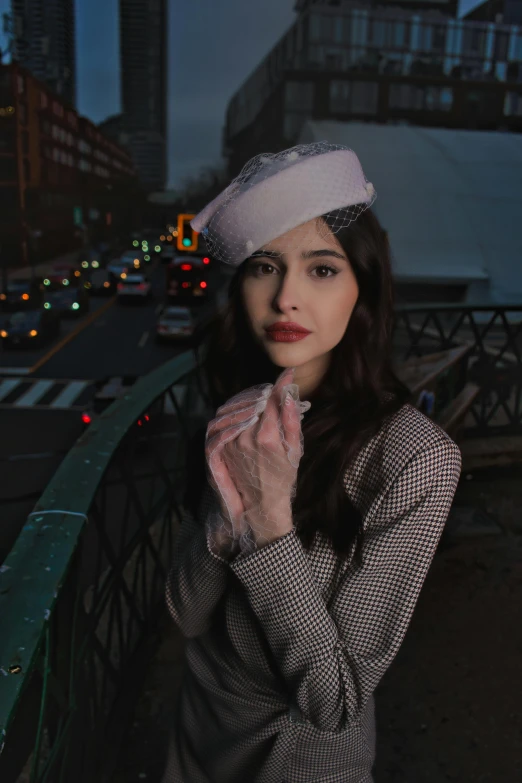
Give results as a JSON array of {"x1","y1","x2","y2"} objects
[{"x1": 110, "y1": 463, "x2": 522, "y2": 783}]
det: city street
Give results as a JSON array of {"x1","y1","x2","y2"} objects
[{"x1": 0, "y1": 257, "x2": 224, "y2": 562}]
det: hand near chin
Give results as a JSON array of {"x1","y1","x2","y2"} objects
[{"x1": 205, "y1": 367, "x2": 311, "y2": 553}]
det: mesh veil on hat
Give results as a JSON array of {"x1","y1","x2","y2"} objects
[{"x1": 190, "y1": 140, "x2": 376, "y2": 267}]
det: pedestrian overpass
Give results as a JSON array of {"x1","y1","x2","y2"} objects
[{"x1": 1, "y1": 301, "x2": 521, "y2": 782}]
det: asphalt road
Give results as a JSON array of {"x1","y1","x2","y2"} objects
[{"x1": 0, "y1": 257, "x2": 224, "y2": 562}]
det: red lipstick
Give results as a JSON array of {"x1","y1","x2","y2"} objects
[{"x1": 265, "y1": 321, "x2": 311, "y2": 342}]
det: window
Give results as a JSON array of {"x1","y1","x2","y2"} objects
[
  {"x1": 285, "y1": 81, "x2": 314, "y2": 112},
  {"x1": 494, "y1": 31, "x2": 509, "y2": 62},
  {"x1": 392, "y1": 21, "x2": 408, "y2": 49},
  {"x1": 41, "y1": 92, "x2": 48, "y2": 109},
  {"x1": 18, "y1": 102, "x2": 27, "y2": 125},
  {"x1": 369, "y1": 18, "x2": 386, "y2": 48},
  {"x1": 17, "y1": 75, "x2": 25, "y2": 94},
  {"x1": 309, "y1": 13, "x2": 322, "y2": 42},
  {"x1": 462, "y1": 26, "x2": 486, "y2": 57},
  {"x1": 330, "y1": 80, "x2": 378, "y2": 114},
  {"x1": 389, "y1": 84, "x2": 453, "y2": 112},
  {"x1": 351, "y1": 81, "x2": 378, "y2": 114}
]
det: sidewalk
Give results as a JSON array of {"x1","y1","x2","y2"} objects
[{"x1": 110, "y1": 462, "x2": 522, "y2": 783}]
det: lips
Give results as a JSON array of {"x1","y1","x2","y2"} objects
[{"x1": 265, "y1": 322, "x2": 311, "y2": 334}]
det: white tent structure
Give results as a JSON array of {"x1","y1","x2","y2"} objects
[{"x1": 298, "y1": 120, "x2": 522, "y2": 306}]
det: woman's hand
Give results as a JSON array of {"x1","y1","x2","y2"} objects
[{"x1": 205, "y1": 367, "x2": 308, "y2": 550}]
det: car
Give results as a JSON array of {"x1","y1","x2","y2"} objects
[
  {"x1": 0, "y1": 278, "x2": 43, "y2": 312},
  {"x1": 0, "y1": 307, "x2": 61, "y2": 349},
  {"x1": 155, "y1": 305, "x2": 195, "y2": 343},
  {"x1": 107, "y1": 259, "x2": 129, "y2": 279},
  {"x1": 119, "y1": 250, "x2": 145, "y2": 273},
  {"x1": 43, "y1": 284, "x2": 90, "y2": 317},
  {"x1": 46, "y1": 263, "x2": 82, "y2": 286},
  {"x1": 165, "y1": 256, "x2": 210, "y2": 304},
  {"x1": 161, "y1": 245, "x2": 177, "y2": 263},
  {"x1": 116, "y1": 272, "x2": 152, "y2": 303},
  {"x1": 84, "y1": 268, "x2": 115, "y2": 296}
]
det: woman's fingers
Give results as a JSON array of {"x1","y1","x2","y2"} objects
[
  {"x1": 215, "y1": 384, "x2": 272, "y2": 418},
  {"x1": 207, "y1": 386, "x2": 273, "y2": 440}
]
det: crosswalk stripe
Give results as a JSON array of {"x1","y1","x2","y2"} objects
[
  {"x1": 0, "y1": 378, "x2": 22, "y2": 402},
  {"x1": 49, "y1": 380, "x2": 89, "y2": 409},
  {"x1": 14, "y1": 379, "x2": 55, "y2": 407}
]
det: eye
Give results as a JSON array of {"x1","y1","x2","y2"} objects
[{"x1": 248, "y1": 262, "x2": 339, "y2": 279}]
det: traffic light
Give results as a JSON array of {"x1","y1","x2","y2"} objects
[{"x1": 177, "y1": 214, "x2": 198, "y2": 251}]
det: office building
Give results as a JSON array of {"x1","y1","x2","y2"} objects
[
  {"x1": 0, "y1": 62, "x2": 138, "y2": 269},
  {"x1": 10, "y1": 0, "x2": 76, "y2": 107},
  {"x1": 118, "y1": 0, "x2": 168, "y2": 191},
  {"x1": 224, "y1": 0, "x2": 522, "y2": 174},
  {"x1": 463, "y1": 0, "x2": 522, "y2": 24}
]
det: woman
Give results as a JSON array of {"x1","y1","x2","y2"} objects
[{"x1": 162, "y1": 142, "x2": 462, "y2": 783}]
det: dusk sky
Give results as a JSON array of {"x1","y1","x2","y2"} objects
[{"x1": 1, "y1": 0, "x2": 483, "y2": 189}]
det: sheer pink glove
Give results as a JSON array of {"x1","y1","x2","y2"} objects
[{"x1": 204, "y1": 367, "x2": 311, "y2": 556}]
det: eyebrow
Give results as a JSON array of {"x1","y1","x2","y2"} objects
[{"x1": 248, "y1": 248, "x2": 347, "y2": 262}]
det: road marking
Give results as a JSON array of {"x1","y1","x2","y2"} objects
[
  {"x1": 138, "y1": 331, "x2": 149, "y2": 348},
  {"x1": 49, "y1": 380, "x2": 89, "y2": 408},
  {"x1": 14, "y1": 379, "x2": 54, "y2": 407},
  {"x1": 29, "y1": 296, "x2": 116, "y2": 372},
  {"x1": 0, "y1": 366, "x2": 32, "y2": 376},
  {"x1": 0, "y1": 378, "x2": 22, "y2": 401}
]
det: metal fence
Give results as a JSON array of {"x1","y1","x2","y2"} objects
[
  {"x1": 0, "y1": 350, "x2": 212, "y2": 783},
  {"x1": 1, "y1": 302, "x2": 521, "y2": 783},
  {"x1": 392, "y1": 303, "x2": 522, "y2": 436}
]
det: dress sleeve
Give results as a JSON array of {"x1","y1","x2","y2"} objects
[
  {"x1": 228, "y1": 439, "x2": 462, "y2": 732},
  {"x1": 165, "y1": 481, "x2": 231, "y2": 639}
]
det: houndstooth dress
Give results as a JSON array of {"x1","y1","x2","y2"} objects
[{"x1": 161, "y1": 402, "x2": 462, "y2": 783}]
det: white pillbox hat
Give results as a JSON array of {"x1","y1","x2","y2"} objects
[{"x1": 190, "y1": 141, "x2": 376, "y2": 267}]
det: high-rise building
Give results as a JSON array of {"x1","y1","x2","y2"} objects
[
  {"x1": 118, "y1": 0, "x2": 168, "y2": 191},
  {"x1": 10, "y1": 0, "x2": 76, "y2": 107}
]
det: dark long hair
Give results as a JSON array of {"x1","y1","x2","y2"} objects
[{"x1": 187, "y1": 207, "x2": 411, "y2": 566}]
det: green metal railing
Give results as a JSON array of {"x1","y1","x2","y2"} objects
[
  {"x1": 0, "y1": 350, "x2": 211, "y2": 783},
  {"x1": 0, "y1": 302, "x2": 521, "y2": 783}
]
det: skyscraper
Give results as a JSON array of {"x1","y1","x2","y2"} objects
[
  {"x1": 119, "y1": 0, "x2": 168, "y2": 191},
  {"x1": 10, "y1": 0, "x2": 76, "y2": 107}
]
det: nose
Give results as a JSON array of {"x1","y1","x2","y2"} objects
[{"x1": 271, "y1": 269, "x2": 302, "y2": 313}]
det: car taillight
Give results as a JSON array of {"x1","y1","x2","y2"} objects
[
  {"x1": 82, "y1": 412, "x2": 92, "y2": 424},
  {"x1": 117, "y1": 283, "x2": 124, "y2": 290},
  {"x1": 200, "y1": 281, "x2": 207, "y2": 289}
]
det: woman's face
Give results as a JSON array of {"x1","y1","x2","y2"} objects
[{"x1": 240, "y1": 217, "x2": 359, "y2": 400}]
